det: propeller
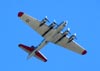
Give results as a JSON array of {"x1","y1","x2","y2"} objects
[
  {"x1": 59, "y1": 21, "x2": 66, "y2": 26},
  {"x1": 67, "y1": 33, "x2": 77, "y2": 43},
  {"x1": 52, "y1": 19, "x2": 58, "y2": 25},
  {"x1": 67, "y1": 28, "x2": 71, "y2": 34},
  {"x1": 63, "y1": 20, "x2": 68, "y2": 26},
  {"x1": 44, "y1": 16, "x2": 50, "y2": 23},
  {"x1": 73, "y1": 33, "x2": 77, "y2": 40}
]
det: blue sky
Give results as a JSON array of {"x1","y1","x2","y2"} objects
[{"x1": 0, "y1": 0, "x2": 100, "y2": 71}]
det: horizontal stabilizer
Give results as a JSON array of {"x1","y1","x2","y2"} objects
[{"x1": 18, "y1": 44, "x2": 47, "y2": 62}]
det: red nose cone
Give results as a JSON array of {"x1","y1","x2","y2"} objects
[
  {"x1": 18, "y1": 12, "x2": 24, "y2": 17},
  {"x1": 82, "y1": 50, "x2": 87, "y2": 55}
]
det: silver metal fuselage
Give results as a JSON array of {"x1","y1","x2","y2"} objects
[{"x1": 28, "y1": 23, "x2": 66, "y2": 59}]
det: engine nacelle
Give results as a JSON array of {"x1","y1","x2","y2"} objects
[
  {"x1": 63, "y1": 28, "x2": 70, "y2": 37},
  {"x1": 68, "y1": 33, "x2": 76, "y2": 43},
  {"x1": 56, "y1": 21, "x2": 67, "y2": 33},
  {"x1": 40, "y1": 16, "x2": 49, "y2": 26},
  {"x1": 49, "y1": 21, "x2": 56, "y2": 28}
]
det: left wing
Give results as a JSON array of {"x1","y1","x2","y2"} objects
[
  {"x1": 51, "y1": 33, "x2": 87, "y2": 55},
  {"x1": 18, "y1": 12, "x2": 49, "y2": 37}
]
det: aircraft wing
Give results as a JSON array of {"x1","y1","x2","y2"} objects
[
  {"x1": 18, "y1": 12, "x2": 49, "y2": 37},
  {"x1": 51, "y1": 33, "x2": 87, "y2": 55}
]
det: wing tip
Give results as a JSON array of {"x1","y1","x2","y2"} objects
[
  {"x1": 44, "y1": 59, "x2": 47, "y2": 62},
  {"x1": 18, "y1": 12, "x2": 24, "y2": 17},
  {"x1": 82, "y1": 50, "x2": 87, "y2": 55},
  {"x1": 18, "y1": 44, "x2": 23, "y2": 47}
]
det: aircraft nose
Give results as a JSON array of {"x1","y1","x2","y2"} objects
[
  {"x1": 82, "y1": 50, "x2": 87, "y2": 55},
  {"x1": 18, "y1": 12, "x2": 24, "y2": 17}
]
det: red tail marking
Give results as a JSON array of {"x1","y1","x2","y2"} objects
[
  {"x1": 18, "y1": 44, "x2": 34, "y2": 52},
  {"x1": 18, "y1": 44, "x2": 47, "y2": 62},
  {"x1": 35, "y1": 51, "x2": 47, "y2": 62}
]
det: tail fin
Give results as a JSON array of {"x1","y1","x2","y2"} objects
[{"x1": 18, "y1": 44, "x2": 47, "y2": 62}]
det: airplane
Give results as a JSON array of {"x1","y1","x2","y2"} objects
[{"x1": 18, "y1": 12, "x2": 87, "y2": 62}]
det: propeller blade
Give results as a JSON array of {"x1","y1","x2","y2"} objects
[
  {"x1": 53, "y1": 19, "x2": 58, "y2": 26},
  {"x1": 53, "y1": 19, "x2": 57, "y2": 24},
  {"x1": 45, "y1": 16, "x2": 48, "y2": 19},
  {"x1": 67, "y1": 28, "x2": 71, "y2": 34},
  {"x1": 66, "y1": 20, "x2": 68, "y2": 24},
  {"x1": 74, "y1": 33, "x2": 76, "y2": 36},
  {"x1": 74, "y1": 33, "x2": 77, "y2": 39},
  {"x1": 45, "y1": 16, "x2": 50, "y2": 22}
]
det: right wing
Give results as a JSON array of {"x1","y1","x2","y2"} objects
[
  {"x1": 51, "y1": 33, "x2": 87, "y2": 55},
  {"x1": 18, "y1": 12, "x2": 49, "y2": 37}
]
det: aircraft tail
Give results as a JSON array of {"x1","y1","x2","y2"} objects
[{"x1": 18, "y1": 44, "x2": 47, "y2": 62}]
